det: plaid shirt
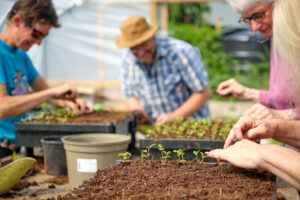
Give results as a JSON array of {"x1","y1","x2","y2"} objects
[{"x1": 120, "y1": 37, "x2": 210, "y2": 123}]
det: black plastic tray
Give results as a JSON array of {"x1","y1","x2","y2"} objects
[
  {"x1": 15, "y1": 115, "x2": 136, "y2": 151},
  {"x1": 140, "y1": 138, "x2": 225, "y2": 162}
]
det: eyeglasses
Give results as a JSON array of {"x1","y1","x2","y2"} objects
[
  {"x1": 30, "y1": 27, "x2": 47, "y2": 40},
  {"x1": 238, "y1": 2, "x2": 273, "y2": 25},
  {"x1": 26, "y1": 22, "x2": 47, "y2": 40},
  {"x1": 130, "y1": 39, "x2": 152, "y2": 54}
]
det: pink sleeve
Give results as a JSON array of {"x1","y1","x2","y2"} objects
[
  {"x1": 292, "y1": 108, "x2": 300, "y2": 120},
  {"x1": 259, "y1": 90, "x2": 270, "y2": 107}
]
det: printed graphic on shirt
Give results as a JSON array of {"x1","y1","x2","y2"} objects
[{"x1": 11, "y1": 69, "x2": 29, "y2": 95}]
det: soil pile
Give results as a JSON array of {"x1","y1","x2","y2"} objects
[{"x1": 58, "y1": 160, "x2": 276, "y2": 200}]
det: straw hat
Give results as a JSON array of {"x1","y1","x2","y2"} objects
[{"x1": 116, "y1": 15, "x2": 158, "y2": 48}]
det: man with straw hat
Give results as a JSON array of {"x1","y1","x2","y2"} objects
[{"x1": 116, "y1": 15, "x2": 211, "y2": 124}]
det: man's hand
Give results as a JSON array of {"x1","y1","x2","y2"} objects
[
  {"x1": 206, "y1": 139, "x2": 263, "y2": 170},
  {"x1": 243, "y1": 103, "x2": 294, "y2": 120},
  {"x1": 224, "y1": 116, "x2": 279, "y2": 148},
  {"x1": 156, "y1": 113, "x2": 175, "y2": 124}
]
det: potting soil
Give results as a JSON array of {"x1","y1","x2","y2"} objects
[{"x1": 58, "y1": 160, "x2": 276, "y2": 200}]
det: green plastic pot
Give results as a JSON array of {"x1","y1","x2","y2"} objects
[{"x1": 0, "y1": 157, "x2": 36, "y2": 195}]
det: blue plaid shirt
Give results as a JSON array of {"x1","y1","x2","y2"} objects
[{"x1": 120, "y1": 37, "x2": 210, "y2": 123}]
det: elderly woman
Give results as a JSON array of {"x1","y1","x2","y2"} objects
[
  {"x1": 216, "y1": 0, "x2": 299, "y2": 121},
  {"x1": 207, "y1": 0, "x2": 300, "y2": 190}
]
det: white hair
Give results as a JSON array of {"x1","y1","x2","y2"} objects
[
  {"x1": 226, "y1": 0, "x2": 272, "y2": 13},
  {"x1": 273, "y1": 0, "x2": 300, "y2": 106}
]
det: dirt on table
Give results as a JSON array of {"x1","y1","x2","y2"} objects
[
  {"x1": 57, "y1": 160, "x2": 276, "y2": 200},
  {"x1": 27, "y1": 110, "x2": 133, "y2": 124}
]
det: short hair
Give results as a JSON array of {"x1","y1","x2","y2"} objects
[
  {"x1": 226, "y1": 0, "x2": 272, "y2": 13},
  {"x1": 7, "y1": 0, "x2": 60, "y2": 27}
]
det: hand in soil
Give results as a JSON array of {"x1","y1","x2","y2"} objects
[
  {"x1": 74, "y1": 98, "x2": 94, "y2": 115},
  {"x1": 206, "y1": 139, "x2": 263, "y2": 169}
]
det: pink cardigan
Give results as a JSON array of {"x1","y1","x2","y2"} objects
[{"x1": 259, "y1": 45, "x2": 300, "y2": 119}]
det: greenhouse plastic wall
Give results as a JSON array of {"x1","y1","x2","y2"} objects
[{"x1": 0, "y1": 0, "x2": 150, "y2": 83}]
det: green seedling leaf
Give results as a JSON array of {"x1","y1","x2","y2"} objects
[
  {"x1": 118, "y1": 152, "x2": 131, "y2": 163},
  {"x1": 93, "y1": 103, "x2": 103, "y2": 111}
]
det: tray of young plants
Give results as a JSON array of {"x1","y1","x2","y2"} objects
[
  {"x1": 15, "y1": 107, "x2": 136, "y2": 148},
  {"x1": 139, "y1": 117, "x2": 235, "y2": 161},
  {"x1": 57, "y1": 144, "x2": 277, "y2": 200}
]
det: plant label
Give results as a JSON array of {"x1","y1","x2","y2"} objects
[{"x1": 77, "y1": 158, "x2": 97, "y2": 173}]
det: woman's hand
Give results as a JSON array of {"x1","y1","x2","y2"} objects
[
  {"x1": 224, "y1": 116, "x2": 279, "y2": 148},
  {"x1": 206, "y1": 139, "x2": 263, "y2": 170}
]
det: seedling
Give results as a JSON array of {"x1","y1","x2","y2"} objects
[
  {"x1": 142, "y1": 144, "x2": 156, "y2": 160},
  {"x1": 157, "y1": 144, "x2": 171, "y2": 162},
  {"x1": 141, "y1": 149, "x2": 148, "y2": 161},
  {"x1": 157, "y1": 144, "x2": 164, "y2": 160},
  {"x1": 118, "y1": 152, "x2": 131, "y2": 163},
  {"x1": 200, "y1": 152, "x2": 207, "y2": 164},
  {"x1": 173, "y1": 149, "x2": 186, "y2": 163},
  {"x1": 162, "y1": 151, "x2": 171, "y2": 162},
  {"x1": 193, "y1": 150, "x2": 200, "y2": 162}
]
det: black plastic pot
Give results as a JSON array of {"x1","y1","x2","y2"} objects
[
  {"x1": 220, "y1": 28, "x2": 270, "y2": 68},
  {"x1": 40, "y1": 136, "x2": 67, "y2": 175}
]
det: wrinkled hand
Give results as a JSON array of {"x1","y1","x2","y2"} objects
[
  {"x1": 156, "y1": 113, "x2": 175, "y2": 124},
  {"x1": 63, "y1": 98, "x2": 93, "y2": 115},
  {"x1": 75, "y1": 98, "x2": 94, "y2": 115},
  {"x1": 224, "y1": 116, "x2": 279, "y2": 148},
  {"x1": 51, "y1": 84, "x2": 77, "y2": 101},
  {"x1": 216, "y1": 78, "x2": 246, "y2": 100},
  {"x1": 206, "y1": 139, "x2": 263, "y2": 170},
  {"x1": 243, "y1": 103, "x2": 294, "y2": 120}
]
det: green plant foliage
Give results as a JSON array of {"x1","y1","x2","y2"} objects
[
  {"x1": 168, "y1": 3, "x2": 210, "y2": 26},
  {"x1": 193, "y1": 150, "x2": 201, "y2": 162},
  {"x1": 26, "y1": 107, "x2": 76, "y2": 123},
  {"x1": 169, "y1": 24, "x2": 270, "y2": 100},
  {"x1": 118, "y1": 152, "x2": 131, "y2": 163},
  {"x1": 142, "y1": 144, "x2": 156, "y2": 160},
  {"x1": 173, "y1": 149, "x2": 186, "y2": 163},
  {"x1": 146, "y1": 117, "x2": 235, "y2": 140}
]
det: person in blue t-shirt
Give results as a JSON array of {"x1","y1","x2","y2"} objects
[
  {"x1": 0, "y1": 0, "x2": 93, "y2": 158},
  {"x1": 116, "y1": 15, "x2": 211, "y2": 124}
]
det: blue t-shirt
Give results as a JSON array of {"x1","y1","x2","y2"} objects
[{"x1": 0, "y1": 39, "x2": 39, "y2": 141}]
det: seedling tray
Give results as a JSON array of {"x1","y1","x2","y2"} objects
[
  {"x1": 15, "y1": 115, "x2": 136, "y2": 151},
  {"x1": 140, "y1": 138, "x2": 225, "y2": 162}
]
